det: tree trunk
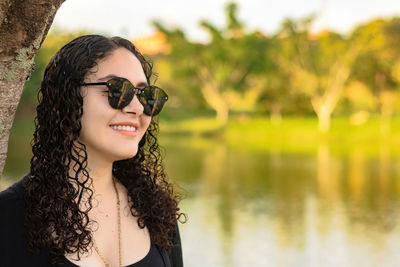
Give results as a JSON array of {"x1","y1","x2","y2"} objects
[
  {"x1": 0, "y1": 0, "x2": 65, "y2": 179},
  {"x1": 200, "y1": 83, "x2": 229, "y2": 124},
  {"x1": 379, "y1": 90, "x2": 395, "y2": 136},
  {"x1": 316, "y1": 104, "x2": 331, "y2": 133},
  {"x1": 312, "y1": 65, "x2": 351, "y2": 133},
  {"x1": 270, "y1": 102, "x2": 282, "y2": 125},
  {"x1": 198, "y1": 67, "x2": 229, "y2": 125}
]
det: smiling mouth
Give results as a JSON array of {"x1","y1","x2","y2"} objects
[
  {"x1": 109, "y1": 125, "x2": 138, "y2": 137},
  {"x1": 110, "y1": 125, "x2": 137, "y2": 132}
]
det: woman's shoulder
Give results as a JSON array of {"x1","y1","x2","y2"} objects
[
  {"x1": 0, "y1": 174, "x2": 29, "y2": 223},
  {"x1": 0, "y1": 174, "x2": 53, "y2": 267},
  {"x1": 0, "y1": 174, "x2": 28, "y2": 208}
]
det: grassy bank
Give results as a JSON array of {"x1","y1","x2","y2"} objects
[
  {"x1": 160, "y1": 115, "x2": 400, "y2": 155},
  {"x1": 4, "y1": 115, "x2": 400, "y2": 182}
]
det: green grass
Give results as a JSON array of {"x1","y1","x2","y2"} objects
[
  {"x1": 160, "y1": 115, "x2": 400, "y2": 156},
  {"x1": 5, "y1": 114, "x2": 400, "y2": 182}
]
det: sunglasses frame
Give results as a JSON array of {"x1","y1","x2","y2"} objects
[{"x1": 80, "y1": 77, "x2": 168, "y2": 116}]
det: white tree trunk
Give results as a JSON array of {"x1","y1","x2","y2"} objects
[
  {"x1": 316, "y1": 105, "x2": 331, "y2": 133},
  {"x1": 312, "y1": 65, "x2": 351, "y2": 133},
  {"x1": 198, "y1": 67, "x2": 229, "y2": 125}
]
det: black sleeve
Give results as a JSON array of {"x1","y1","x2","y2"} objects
[
  {"x1": 0, "y1": 183, "x2": 29, "y2": 266},
  {"x1": 0, "y1": 179, "x2": 52, "y2": 267},
  {"x1": 169, "y1": 223, "x2": 184, "y2": 267},
  {"x1": 0, "y1": 190, "x2": 12, "y2": 267}
]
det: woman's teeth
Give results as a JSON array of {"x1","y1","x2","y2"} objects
[{"x1": 110, "y1": 125, "x2": 137, "y2": 131}]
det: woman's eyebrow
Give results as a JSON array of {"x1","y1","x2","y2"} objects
[
  {"x1": 97, "y1": 74, "x2": 118, "y2": 81},
  {"x1": 135, "y1": 81, "x2": 149, "y2": 88}
]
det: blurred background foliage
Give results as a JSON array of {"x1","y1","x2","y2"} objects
[
  {"x1": 5, "y1": 2, "x2": 400, "y2": 177},
  {"x1": 5, "y1": 3, "x2": 400, "y2": 180},
  {"x1": 16, "y1": 3, "x2": 400, "y2": 130},
  {"x1": 151, "y1": 3, "x2": 400, "y2": 133}
]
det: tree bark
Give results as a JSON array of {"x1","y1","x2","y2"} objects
[
  {"x1": 315, "y1": 104, "x2": 331, "y2": 133},
  {"x1": 379, "y1": 90, "x2": 395, "y2": 136},
  {"x1": 198, "y1": 67, "x2": 229, "y2": 125},
  {"x1": 312, "y1": 65, "x2": 351, "y2": 133},
  {"x1": 0, "y1": 0, "x2": 65, "y2": 179}
]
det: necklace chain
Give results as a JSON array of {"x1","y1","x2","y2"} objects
[{"x1": 93, "y1": 177, "x2": 122, "y2": 267}]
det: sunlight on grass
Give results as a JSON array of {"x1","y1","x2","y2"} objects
[
  {"x1": 160, "y1": 117, "x2": 225, "y2": 136},
  {"x1": 160, "y1": 116, "x2": 400, "y2": 156},
  {"x1": 6, "y1": 115, "x2": 400, "y2": 181}
]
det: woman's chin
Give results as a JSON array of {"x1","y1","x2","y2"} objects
[{"x1": 113, "y1": 149, "x2": 138, "y2": 162}]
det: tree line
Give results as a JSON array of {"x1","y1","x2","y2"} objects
[
  {"x1": 153, "y1": 3, "x2": 400, "y2": 132},
  {"x1": 20, "y1": 3, "x2": 400, "y2": 133}
]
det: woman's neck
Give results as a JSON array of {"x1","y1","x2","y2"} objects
[
  {"x1": 85, "y1": 153, "x2": 115, "y2": 195},
  {"x1": 68, "y1": 148, "x2": 116, "y2": 196}
]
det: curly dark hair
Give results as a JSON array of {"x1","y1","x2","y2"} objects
[{"x1": 22, "y1": 35, "x2": 184, "y2": 261}]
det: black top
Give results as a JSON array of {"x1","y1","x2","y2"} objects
[
  {"x1": 0, "y1": 175, "x2": 183, "y2": 267},
  {"x1": 62, "y1": 243, "x2": 164, "y2": 267},
  {"x1": 125, "y1": 244, "x2": 164, "y2": 267}
]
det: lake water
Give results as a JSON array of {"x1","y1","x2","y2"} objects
[
  {"x1": 3, "y1": 136, "x2": 400, "y2": 267},
  {"x1": 161, "y1": 137, "x2": 400, "y2": 267}
]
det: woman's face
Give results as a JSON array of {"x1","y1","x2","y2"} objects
[{"x1": 79, "y1": 47, "x2": 152, "y2": 163}]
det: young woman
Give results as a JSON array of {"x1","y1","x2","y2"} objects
[{"x1": 0, "y1": 35, "x2": 184, "y2": 267}]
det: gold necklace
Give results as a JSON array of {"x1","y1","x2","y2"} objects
[{"x1": 93, "y1": 177, "x2": 122, "y2": 267}]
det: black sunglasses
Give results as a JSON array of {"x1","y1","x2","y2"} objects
[{"x1": 80, "y1": 77, "x2": 168, "y2": 116}]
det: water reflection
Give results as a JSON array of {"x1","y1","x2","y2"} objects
[{"x1": 161, "y1": 137, "x2": 400, "y2": 267}]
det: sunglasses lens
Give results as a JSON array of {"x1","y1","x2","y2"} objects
[
  {"x1": 107, "y1": 78, "x2": 134, "y2": 109},
  {"x1": 139, "y1": 86, "x2": 168, "y2": 116},
  {"x1": 106, "y1": 78, "x2": 168, "y2": 116}
]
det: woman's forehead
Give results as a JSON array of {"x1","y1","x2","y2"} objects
[{"x1": 86, "y1": 48, "x2": 147, "y2": 83}]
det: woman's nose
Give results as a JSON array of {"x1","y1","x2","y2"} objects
[{"x1": 122, "y1": 94, "x2": 144, "y2": 115}]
